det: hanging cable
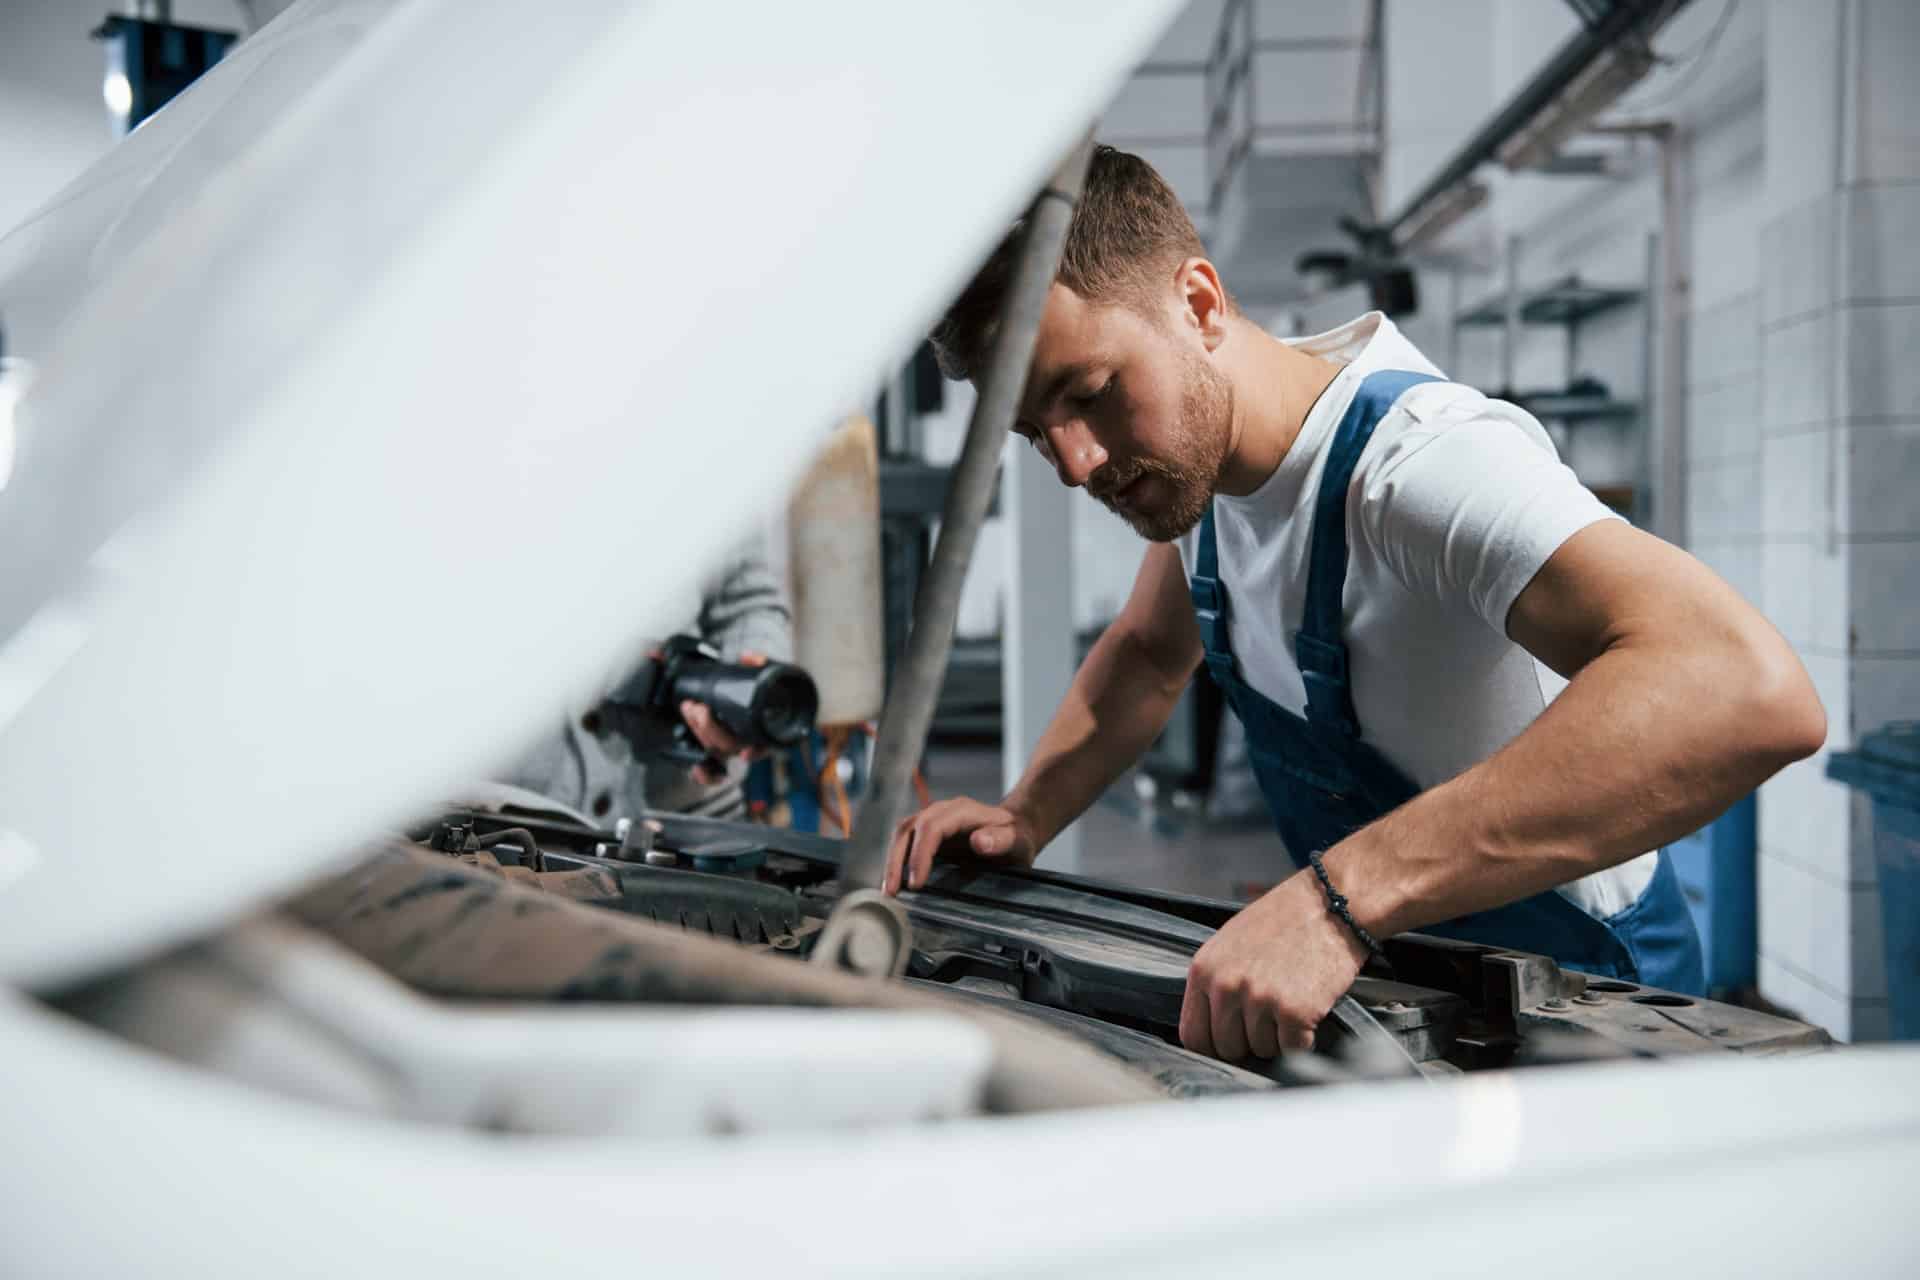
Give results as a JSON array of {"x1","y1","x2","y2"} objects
[{"x1": 1616, "y1": 0, "x2": 1739, "y2": 112}]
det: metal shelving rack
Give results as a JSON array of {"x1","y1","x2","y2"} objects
[{"x1": 1454, "y1": 256, "x2": 1653, "y2": 522}]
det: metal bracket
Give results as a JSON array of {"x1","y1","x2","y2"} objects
[{"x1": 812, "y1": 890, "x2": 913, "y2": 979}]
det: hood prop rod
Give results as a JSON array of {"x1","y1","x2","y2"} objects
[{"x1": 829, "y1": 134, "x2": 1095, "y2": 946}]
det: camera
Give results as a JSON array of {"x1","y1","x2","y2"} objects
[{"x1": 602, "y1": 635, "x2": 819, "y2": 768}]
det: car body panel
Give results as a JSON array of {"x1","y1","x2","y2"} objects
[{"x1": 0, "y1": 0, "x2": 1179, "y2": 986}]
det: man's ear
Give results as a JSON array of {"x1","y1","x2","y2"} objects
[{"x1": 1176, "y1": 258, "x2": 1230, "y2": 351}]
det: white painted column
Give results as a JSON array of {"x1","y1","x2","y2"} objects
[{"x1": 1001, "y1": 446, "x2": 1081, "y2": 870}]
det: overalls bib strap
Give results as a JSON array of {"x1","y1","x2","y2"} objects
[{"x1": 1189, "y1": 368, "x2": 1705, "y2": 994}]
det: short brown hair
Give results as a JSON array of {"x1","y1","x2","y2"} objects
[{"x1": 929, "y1": 145, "x2": 1219, "y2": 382}]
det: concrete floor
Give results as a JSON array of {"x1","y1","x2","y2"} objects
[{"x1": 920, "y1": 746, "x2": 1287, "y2": 903}]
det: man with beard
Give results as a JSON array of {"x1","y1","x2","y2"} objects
[{"x1": 883, "y1": 146, "x2": 1826, "y2": 1062}]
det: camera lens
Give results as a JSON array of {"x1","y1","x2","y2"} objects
[{"x1": 753, "y1": 667, "x2": 818, "y2": 746}]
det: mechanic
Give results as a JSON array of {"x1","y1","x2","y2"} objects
[
  {"x1": 884, "y1": 145, "x2": 1826, "y2": 1061},
  {"x1": 504, "y1": 530, "x2": 793, "y2": 821}
]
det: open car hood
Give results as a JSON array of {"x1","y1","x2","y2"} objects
[{"x1": 0, "y1": 0, "x2": 1181, "y2": 987}]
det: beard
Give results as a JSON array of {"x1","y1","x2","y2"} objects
[{"x1": 1089, "y1": 348, "x2": 1233, "y2": 543}]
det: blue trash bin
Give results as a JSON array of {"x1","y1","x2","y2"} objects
[{"x1": 1827, "y1": 722, "x2": 1920, "y2": 1041}]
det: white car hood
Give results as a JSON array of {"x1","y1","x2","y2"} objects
[{"x1": 0, "y1": 0, "x2": 1179, "y2": 987}]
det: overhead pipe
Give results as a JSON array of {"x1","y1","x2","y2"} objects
[{"x1": 1384, "y1": 0, "x2": 1689, "y2": 245}]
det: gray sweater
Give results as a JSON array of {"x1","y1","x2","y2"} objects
[{"x1": 500, "y1": 532, "x2": 793, "y2": 821}]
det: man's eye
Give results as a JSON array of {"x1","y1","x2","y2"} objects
[{"x1": 1073, "y1": 376, "x2": 1117, "y2": 406}]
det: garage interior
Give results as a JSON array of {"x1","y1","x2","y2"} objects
[{"x1": 2, "y1": 1, "x2": 1919, "y2": 1272}]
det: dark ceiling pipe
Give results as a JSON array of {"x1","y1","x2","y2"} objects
[{"x1": 1383, "y1": 0, "x2": 1688, "y2": 241}]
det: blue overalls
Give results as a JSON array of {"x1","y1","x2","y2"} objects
[{"x1": 1191, "y1": 369, "x2": 1705, "y2": 994}]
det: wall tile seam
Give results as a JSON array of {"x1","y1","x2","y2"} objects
[
  {"x1": 1841, "y1": 178, "x2": 1920, "y2": 192},
  {"x1": 1758, "y1": 951, "x2": 1854, "y2": 1002},
  {"x1": 1806, "y1": 646, "x2": 1920, "y2": 660},
  {"x1": 1689, "y1": 452, "x2": 1764, "y2": 472},
  {"x1": 1685, "y1": 323, "x2": 1762, "y2": 342},
  {"x1": 1685, "y1": 325, "x2": 1762, "y2": 346},
  {"x1": 1831, "y1": 296, "x2": 1920, "y2": 311},
  {"x1": 1759, "y1": 844, "x2": 1877, "y2": 893},
  {"x1": 1845, "y1": 532, "x2": 1920, "y2": 545},
  {"x1": 1762, "y1": 189, "x2": 1840, "y2": 227},
  {"x1": 1686, "y1": 534, "x2": 1768, "y2": 548},
  {"x1": 1760, "y1": 419, "x2": 1833, "y2": 439},
  {"x1": 1686, "y1": 374, "x2": 1762, "y2": 395},
  {"x1": 1760, "y1": 307, "x2": 1832, "y2": 335},
  {"x1": 1688, "y1": 288, "x2": 1761, "y2": 313}
]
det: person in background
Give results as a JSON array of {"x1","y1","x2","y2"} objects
[{"x1": 503, "y1": 530, "x2": 793, "y2": 822}]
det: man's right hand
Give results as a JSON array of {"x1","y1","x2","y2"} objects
[{"x1": 881, "y1": 798, "x2": 1042, "y2": 895}]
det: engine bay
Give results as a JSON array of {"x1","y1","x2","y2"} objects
[{"x1": 366, "y1": 805, "x2": 1831, "y2": 1096}]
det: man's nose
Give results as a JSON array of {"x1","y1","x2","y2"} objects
[{"x1": 1043, "y1": 420, "x2": 1108, "y2": 489}]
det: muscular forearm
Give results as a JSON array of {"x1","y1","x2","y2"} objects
[
  {"x1": 1330, "y1": 628, "x2": 1823, "y2": 939},
  {"x1": 1004, "y1": 625, "x2": 1196, "y2": 851}
]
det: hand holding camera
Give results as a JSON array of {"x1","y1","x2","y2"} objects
[{"x1": 602, "y1": 635, "x2": 820, "y2": 784}]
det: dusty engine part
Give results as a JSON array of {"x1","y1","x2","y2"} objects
[
  {"x1": 56, "y1": 917, "x2": 993, "y2": 1136},
  {"x1": 450, "y1": 847, "x2": 626, "y2": 906},
  {"x1": 425, "y1": 807, "x2": 1830, "y2": 1078},
  {"x1": 810, "y1": 889, "x2": 912, "y2": 978},
  {"x1": 288, "y1": 841, "x2": 1161, "y2": 1114}
]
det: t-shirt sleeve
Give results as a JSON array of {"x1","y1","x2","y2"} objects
[{"x1": 1352, "y1": 403, "x2": 1623, "y2": 635}]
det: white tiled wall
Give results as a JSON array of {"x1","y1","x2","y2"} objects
[
  {"x1": 1855, "y1": 0, "x2": 1920, "y2": 184},
  {"x1": 1843, "y1": 184, "x2": 1920, "y2": 302},
  {"x1": 1760, "y1": 431, "x2": 1832, "y2": 539},
  {"x1": 1848, "y1": 301, "x2": 1920, "y2": 420},
  {"x1": 1760, "y1": 954, "x2": 1858, "y2": 1042},
  {"x1": 1749, "y1": 183, "x2": 1920, "y2": 1041},
  {"x1": 1690, "y1": 458, "x2": 1763, "y2": 541},
  {"x1": 1759, "y1": 538, "x2": 1849, "y2": 655},
  {"x1": 1853, "y1": 657, "x2": 1920, "y2": 727},
  {"x1": 1759, "y1": 194, "x2": 1837, "y2": 326},
  {"x1": 1754, "y1": 188, "x2": 1861, "y2": 1037},
  {"x1": 1687, "y1": 382, "x2": 1761, "y2": 464},
  {"x1": 1695, "y1": 539, "x2": 1762, "y2": 608},
  {"x1": 1760, "y1": 311, "x2": 1835, "y2": 433},
  {"x1": 1761, "y1": 754, "x2": 1855, "y2": 885},
  {"x1": 1850, "y1": 542, "x2": 1920, "y2": 653},
  {"x1": 1841, "y1": 421, "x2": 1920, "y2": 537}
]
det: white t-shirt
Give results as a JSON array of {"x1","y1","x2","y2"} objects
[{"x1": 1176, "y1": 312, "x2": 1656, "y2": 918}]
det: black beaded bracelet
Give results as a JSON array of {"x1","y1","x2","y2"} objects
[{"x1": 1307, "y1": 849, "x2": 1387, "y2": 961}]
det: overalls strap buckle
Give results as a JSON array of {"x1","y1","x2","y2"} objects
[
  {"x1": 1295, "y1": 630, "x2": 1359, "y2": 737},
  {"x1": 1191, "y1": 577, "x2": 1234, "y2": 681}
]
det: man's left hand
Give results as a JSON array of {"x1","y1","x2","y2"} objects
[{"x1": 1178, "y1": 867, "x2": 1371, "y2": 1060}]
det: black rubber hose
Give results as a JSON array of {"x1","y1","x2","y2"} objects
[{"x1": 841, "y1": 132, "x2": 1096, "y2": 893}]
